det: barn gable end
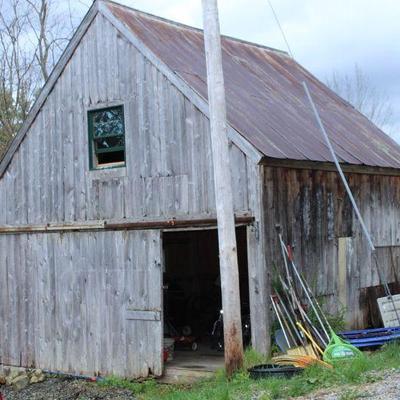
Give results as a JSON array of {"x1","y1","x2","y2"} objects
[
  {"x1": 4, "y1": 0, "x2": 400, "y2": 380},
  {"x1": 0, "y1": 3, "x2": 270, "y2": 378},
  {"x1": 0, "y1": 8, "x2": 255, "y2": 227}
]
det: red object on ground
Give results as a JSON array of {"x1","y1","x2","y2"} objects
[{"x1": 0, "y1": 393, "x2": 5, "y2": 400}]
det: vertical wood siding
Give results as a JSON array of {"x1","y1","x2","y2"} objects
[
  {"x1": 0, "y1": 230, "x2": 163, "y2": 378},
  {"x1": 0, "y1": 14, "x2": 250, "y2": 226},
  {"x1": 0, "y1": 14, "x2": 263, "y2": 377},
  {"x1": 246, "y1": 163, "x2": 270, "y2": 354},
  {"x1": 263, "y1": 166, "x2": 400, "y2": 328}
]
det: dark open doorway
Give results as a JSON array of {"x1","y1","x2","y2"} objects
[{"x1": 162, "y1": 227, "x2": 249, "y2": 377}]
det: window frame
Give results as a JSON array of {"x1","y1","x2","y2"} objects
[{"x1": 88, "y1": 104, "x2": 126, "y2": 170}]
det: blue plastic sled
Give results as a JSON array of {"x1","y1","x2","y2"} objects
[{"x1": 339, "y1": 326, "x2": 400, "y2": 348}]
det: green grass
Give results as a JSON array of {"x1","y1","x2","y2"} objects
[{"x1": 98, "y1": 343, "x2": 400, "y2": 400}]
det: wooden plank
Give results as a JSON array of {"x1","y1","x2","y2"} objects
[
  {"x1": 338, "y1": 237, "x2": 349, "y2": 312},
  {"x1": 262, "y1": 157, "x2": 400, "y2": 177},
  {"x1": 261, "y1": 165, "x2": 400, "y2": 327},
  {"x1": 123, "y1": 230, "x2": 163, "y2": 377},
  {"x1": 74, "y1": 41, "x2": 87, "y2": 222},
  {"x1": 0, "y1": 215, "x2": 253, "y2": 235},
  {"x1": 247, "y1": 162, "x2": 270, "y2": 355},
  {"x1": 0, "y1": 230, "x2": 164, "y2": 378}
]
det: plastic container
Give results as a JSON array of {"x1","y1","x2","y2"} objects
[{"x1": 248, "y1": 364, "x2": 302, "y2": 380}]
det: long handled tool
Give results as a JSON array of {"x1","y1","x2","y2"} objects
[
  {"x1": 284, "y1": 242, "x2": 363, "y2": 362},
  {"x1": 303, "y1": 81, "x2": 400, "y2": 327},
  {"x1": 273, "y1": 279, "x2": 316, "y2": 356},
  {"x1": 296, "y1": 322, "x2": 324, "y2": 356},
  {"x1": 286, "y1": 243, "x2": 335, "y2": 338},
  {"x1": 271, "y1": 295, "x2": 291, "y2": 348},
  {"x1": 272, "y1": 291, "x2": 317, "y2": 356},
  {"x1": 276, "y1": 225, "x2": 330, "y2": 343},
  {"x1": 275, "y1": 291, "x2": 304, "y2": 346},
  {"x1": 276, "y1": 227, "x2": 363, "y2": 362},
  {"x1": 278, "y1": 272, "x2": 328, "y2": 348},
  {"x1": 275, "y1": 256, "x2": 329, "y2": 355},
  {"x1": 275, "y1": 247, "x2": 328, "y2": 348},
  {"x1": 275, "y1": 298, "x2": 297, "y2": 346}
]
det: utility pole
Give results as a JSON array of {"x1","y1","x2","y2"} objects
[{"x1": 201, "y1": 0, "x2": 244, "y2": 376}]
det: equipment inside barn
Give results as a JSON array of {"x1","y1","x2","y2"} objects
[{"x1": 162, "y1": 227, "x2": 250, "y2": 368}]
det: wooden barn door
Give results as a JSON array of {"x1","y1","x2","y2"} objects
[
  {"x1": 0, "y1": 230, "x2": 164, "y2": 379},
  {"x1": 125, "y1": 230, "x2": 163, "y2": 377}
]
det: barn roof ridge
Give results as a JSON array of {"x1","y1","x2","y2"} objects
[
  {"x1": 0, "y1": 0, "x2": 263, "y2": 177},
  {"x1": 102, "y1": 0, "x2": 400, "y2": 169},
  {"x1": 1, "y1": 0, "x2": 400, "y2": 178},
  {"x1": 102, "y1": 0, "x2": 289, "y2": 58}
]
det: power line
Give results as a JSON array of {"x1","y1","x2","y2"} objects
[{"x1": 267, "y1": 0, "x2": 294, "y2": 59}]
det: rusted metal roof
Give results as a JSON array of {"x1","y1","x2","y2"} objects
[{"x1": 106, "y1": 1, "x2": 400, "y2": 169}]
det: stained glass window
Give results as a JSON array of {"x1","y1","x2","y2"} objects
[{"x1": 88, "y1": 106, "x2": 126, "y2": 169}]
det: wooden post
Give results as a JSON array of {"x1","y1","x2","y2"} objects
[{"x1": 201, "y1": 0, "x2": 244, "y2": 376}]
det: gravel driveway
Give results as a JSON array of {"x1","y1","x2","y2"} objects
[
  {"x1": 295, "y1": 370, "x2": 400, "y2": 400},
  {"x1": 2, "y1": 370, "x2": 400, "y2": 399},
  {"x1": 0, "y1": 377, "x2": 135, "y2": 400}
]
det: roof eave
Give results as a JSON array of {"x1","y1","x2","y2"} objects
[{"x1": 261, "y1": 156, "x2": 400, "y2": 177}]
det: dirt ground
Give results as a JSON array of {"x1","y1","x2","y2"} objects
[
  {"x1": 0, "y1": 377, "x2": 135, "y2": 400},
  {"x1": 2, "y1": 370, "x2": 400, "y2": 399}
]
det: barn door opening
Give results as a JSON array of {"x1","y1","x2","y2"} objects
[{"x1": 162, "y1": 227, "x2": 249, "y2": 373}]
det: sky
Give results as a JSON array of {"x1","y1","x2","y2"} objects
[{"x1": 77, "y1": 0, "x2": 400, "y2": 142}]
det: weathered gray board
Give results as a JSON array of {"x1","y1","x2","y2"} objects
[
  {"x1": 0, "y1": 13, "x2": 252, "y2": 227},
  {"x1": 0, "y1": 230, "x2": 163, "y2": 378},
  {"x1": 0, "y1": 7, "x2": 269, "y2": 376},
  {"x1": 5, "y1": 0, "x2": 399, "y2": 375},
  {"x1": 262, "y1": 166, "x2": 400, "y2": 328},
  {"x1": 0, "y1": 12, "x2": 266, "y2": 352}
]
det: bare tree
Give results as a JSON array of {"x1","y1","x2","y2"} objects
[
  {"x1": 0, "y1": 0, "x2": 34, "y2": 155},
  {"x1": 26, "y1": 0, "x2": 84, "y2": 82},
  {"x1": 0, "y1": 0, "x2": 87, "y2": 157},
  {"x1": 326, "y1": 64, "x2": 394, "y2": 134}
]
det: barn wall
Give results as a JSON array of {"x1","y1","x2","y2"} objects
[
  {"x1": 0, "y1": 13, "x2": 251, "y2": 226},
  {"x1": 0, "y1": 230, "x2": 163, "y2": 378},
  {"x1": 263, "y1": 166, "x2": 400, "y2": 328},
  {"x1": 0, "y1": 12, "x2": 270, "y2": 376}
]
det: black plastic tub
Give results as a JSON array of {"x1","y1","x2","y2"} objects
[{"x1": 248, "y1": 364, "x2": 302, "y2": 380}]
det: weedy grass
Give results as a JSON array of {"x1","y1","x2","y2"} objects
[{"x1": 99, "y1": 342, "x2": 400, "y2": 400}]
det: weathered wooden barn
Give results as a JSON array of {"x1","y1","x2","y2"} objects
[{"x1": 1, "y1": 0, "x2": 400, "y2": 378}]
